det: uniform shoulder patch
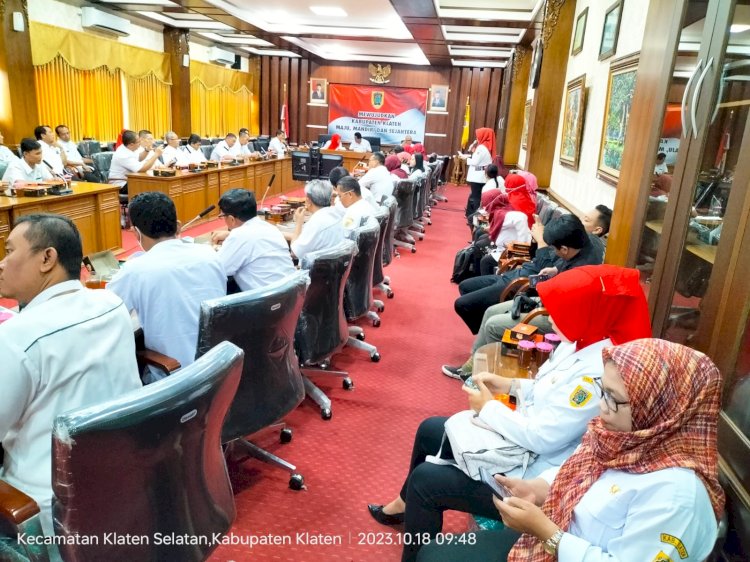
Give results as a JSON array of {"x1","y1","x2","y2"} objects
[
  {"x1": 660, "y1": 534, "x2": 688, "y2": 559},
  {"x1": 569, "y1": 385, "x2": 593, "y2": 408},
  {"x1": 582, "y1": 375, "x2": 595, "y2": 385},
  {"x1": 652, "y1": 551, "x2": 674, "y2": 562}
]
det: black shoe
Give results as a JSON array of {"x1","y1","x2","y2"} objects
[
  {"x1": 442, "y1": 365, "x2": 465, "y2": 380},
  {"x1": 368, "y1": 504, "x2": 405, "y2": 526}
]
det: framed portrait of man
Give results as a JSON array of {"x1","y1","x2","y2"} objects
[
  {"x1": 428, "y1": 85, "x2": 449, "y2": 112},
  {"x1": 310, "y1": 78, "x2": 327, "y2": 104}
]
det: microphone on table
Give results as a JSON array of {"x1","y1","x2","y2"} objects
[
  {"x1": 180, "y1": 204, "x2": 216, "y2": 233},
  {"x1": 43, "y1": 160, "x2": 72, "y2": 193},
  {"x1": 260, "y1": 173, "x2": 276, "y2": 211}
]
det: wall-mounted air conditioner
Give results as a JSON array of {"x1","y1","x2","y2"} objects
[
  {"x1": 209, "y1": 46, "x2": 235, "y2": 66},
  {"x1": 81, "y1": 7, "x2": 131, "y2": 37}
]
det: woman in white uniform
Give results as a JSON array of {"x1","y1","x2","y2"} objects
[
  {"x1": 417, "y1": 338, "x2": 724, "y2": 562},
  {"x1": 367, "y1": 265, "x2": 652, "y2": 562}
]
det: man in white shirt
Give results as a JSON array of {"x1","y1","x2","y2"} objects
[
  {"x1": 136, "y1": 129, "x2": 157, "y2": 163},
  {"x1": 358, "y1": 152, "x2": 394, "y2": 202},
  {"x1": 35, "y1": 125, "x2": 66, "y2": 176},
  {"x1": 237, "y1": 131, "x2": 259, "y2": 157},
  {"x1": 288, "y1": 179, "x2": 345, "y2": 261},
  {"x1": 108, "y1": 130, "x2": 163, "y2": 190},
  {"x1": 1, "y1": 138, "x2": 53, "y2": 186},
  {"x1": 108, "y1": 192, "x2": 227, "y2": 384},
  {"x1": 211, "y1": 188, "x2": 296, "y2": 292},
  {"x1": 210, "y1": 133, "x2": 240, "y2": 161},
  {"x1": 268, "y1": 129, "x2": 288, "y2": 157},
  {"x1": 161, "y1": 131, "x2": 189, "y2": 167},
  {"x1": 350, "y1": 132, "x2": 372, "y2": 153},
  {"x1": 0, "y1": 214, "x2": 142, "y2": 539},
  {"x1": 337, "y1": 176, "x2": 377, "y2": 231},
  {"x1": 55, "y1": 125, "x2": 94, "y2": 176},
  {"x1": 181, "y1": 134, "x2": 208, "y2": 165},
  {"x1": 330, "y1": 166, "x2": 378, "y2": 214},
  {"x1": 0, "y1": 130, "x2": 18, "y2": 164}
]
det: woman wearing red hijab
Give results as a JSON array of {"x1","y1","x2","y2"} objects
[
  {"x1": 385, "y1": 154, "x2": 408, "y2": 179},
  {"x1": 463, "y1": 128, "x2": 496, "y2": 224},
  {"x1": 322, "y1": 133, "x2": 344, "y2": 151},
  {"x1": 505, "y1": 173, "x2": 536, "y2": 228},
  {"x1": 367, "y1": 265, "x2": 651, "y2": 562}
]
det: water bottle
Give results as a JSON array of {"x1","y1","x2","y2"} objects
[{"x1": 710, "y1": 195, "x2": 722, "y2": 217}]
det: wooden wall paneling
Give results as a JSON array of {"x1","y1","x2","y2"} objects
[
  {"x1": 455, "y1": 69, "x2": 473, "y2": 146},
  {"x1": 485, "y1": 69, "x2": 502, "y2": 139},
  {"x1": 446, "y1": 67, "x2": 462, "y2": 151},
  {"x1": 163, "y1": 29, "x2": 191, "y2": 137},
  {"x1": 504, "y1": 50, "x2": 532, "y2": 167},
  {"x1": 606, "y1": 0, "x2": 686, "y2": 266},
  {"x1": 496, "y1": 67, "x2": 513, "y2": 157},
  {"x1": 524, "y1": 0, "x2": 576, "y2": 187},
  {"x1": 473, "y1": 68, "x2": 489, "y2": 130},
  {"x1": 261, "y1": 57, "x2": 271, "y2": 134},
  {"x1": 0, "y1": 0, "x2": 39, "y2": 145},
  {"x1": 289, "y1": 58, "x2": 300, "y2": 143},
  {"x1": 299, "y1": 59, "x2": 310, "y2": 145},
  {"x1": 270, "y1": 58, "x2": 280, "y2": 135}
]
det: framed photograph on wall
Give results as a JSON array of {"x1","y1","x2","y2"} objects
[
  {"x1": 521, "y1": 100, "x2": 531, "y2": 149},
  {"x1": 310, "y1": 78, "x2": 327, "y2": 104},
  {"x1": 571, "y1": 7, "x2": 588, "y2": 56},
  {"x1": 598, "y1": 52, "x2": 639, "y2": 184},
  {"x1": 428, "y1": 85, "x2": 449, "y2": 111},
  {"x1": 599, "y1": 1, "x2": 623, "y2": 61},
  {"x1": 529, "y1": 39, "x2": 543, "y2": 89},
  {"x1": 559, "y1": 74, "x2": 587, "y2": 170}
]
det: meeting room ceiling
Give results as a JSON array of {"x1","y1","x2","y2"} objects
[{"x1": 93, "y1": 0, "x2": 544, "y2": 67}]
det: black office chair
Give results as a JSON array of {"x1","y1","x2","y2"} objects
[
  {"x1": 378, "y1": 195, "x2": 398, "y2": 297},
  {"x1": 195, "y1": 272, "x2": 308, "y2": 490},
  {"x1": 0, "y1": 342, "x2": 243, "y2": 562},
  {"x1": 393, "y1": 178, "x2": 417, "y2": 254},
  {"x1": 430, "y1": 159, "x2": 448, "y2": 203},
  {"x1": 344, "y1": 222, "x2": 382, "y2": 360},
  {"x1": 408, "y1": 175, "x2": 426, "y2": 241},
  {"x1": 77, "y1": 141, "x2": 101, "y2": 158},
  {"x1": 371, "y1": 204, "x2": 392, "y2": 312},
  {"x1": 91, "y1": 152, "x2": 113, "y2": 182},
  {"x1": 0, "y1": 161, "x2": 8, "y2": 180},
  {"x1": 255, "y1": 137, "x2": 270, "y2": 152},
  {"x1": 205, "y1": 144, "x2": 218, "y2": 160},
  {"x1": 296, "y1": 240, "x2": 356, "y2": 420}
]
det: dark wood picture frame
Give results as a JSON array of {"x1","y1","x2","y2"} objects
[
  {"x1": 559, "y1": 74, "x2": 587, "y2": 170},
  {"x1": 521, "y1": 100, "x2": 531, "y2": 149},
  {"x1": 571, "y1": 7, "x2": 588, "y2": 56},
  {"x1": 599, "y1": 1, "x2": 623, "y2": 61},
  {"x1": 529, "y1": 39, "x2": 543, "y2": 89}
]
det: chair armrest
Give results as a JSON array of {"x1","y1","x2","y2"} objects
[
  {"x1": 136, "y1": 349, "x2": 181, "y2": 375},
  {"x1": 521, "y1": 307, "x2": 549, "y2": 324},
  {"x1": 500, "y1": 277, "x2": 530, "y2": 302},
  {"x1": 0, "y1": 480, "x2": 40, "y2": 525},
  {"x1": 498, "y1": 257, "x2": 529, "y2": 273}
]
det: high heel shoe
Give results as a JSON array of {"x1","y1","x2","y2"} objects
[{"x1": 367, "y1": 504, "x2": 405, "y2": 526}]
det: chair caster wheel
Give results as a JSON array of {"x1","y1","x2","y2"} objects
[
  {"x1": 376, "y1": 304, "x2": 385, "y2": 312},
  {"x1": 372, "y1": 319, "x2": 381, "y2": 327},
  {"x1": 343, "y1": 378, "x2": 354, "y2": 390},
  {"x1": 411, "y1": 248, "x2": 416, "y2": 253},
  {"x1": 387, "y1": 290, "x2": 394, "y2": 299},
  {"x1": 371, "y1": 352, "x2": 381, "y2": 362},
  {"x1": 356, "y1": 332, "x2": 366, "y2": 341},
  {"x1": 280, "y1": 428, "x2": 293, "y2": 443},
  {"x1": 321, "y1": 408, "x2": 332, "y2": 420},
  {"x1": 289, "y1": 473, "x2": 305, "y2": 490}
]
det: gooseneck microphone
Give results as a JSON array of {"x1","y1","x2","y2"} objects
[
  {"x1": 180, "y1": 204, "x2": 216, "y2": 233},
  {"x1": 260, "y1": 174, "x2": 276, "y2": 211}
]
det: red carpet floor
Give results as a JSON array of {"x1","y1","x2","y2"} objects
[{"x1": 208, "y1": 184, "x2": 478, "y2": 562}]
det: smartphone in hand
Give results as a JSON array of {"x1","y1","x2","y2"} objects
[
  {"x1": 528, "y1": 274, "x2": 549, "y2": 289},
  {"x1": 480, "y1": 467, "x2": 511, "y2": 499}
]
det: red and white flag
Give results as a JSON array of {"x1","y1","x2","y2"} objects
[{"x1": 281, "y1": 83, "x2": 290, "y2": 139}]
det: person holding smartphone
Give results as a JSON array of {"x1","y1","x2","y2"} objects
[{"x1": 417, "y1": 339, "x2": 723, "y2": 562}]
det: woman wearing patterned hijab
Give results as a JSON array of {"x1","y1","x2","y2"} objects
[{"x1": 418, "y1": 339, "x2": 724, "y2": 561}]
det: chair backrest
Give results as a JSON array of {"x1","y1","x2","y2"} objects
[
  {"x1": 318, "y1": 134, "x2": 332, "y2": 146},
  {"x1": 0, "y1": 161, "x2": 8, "y2": 179},
  {"x1": 344, "y1": 221, "x2": 380, "y2": 321},
  {"x1": 296, "y1": 240, "x2": 356, "y2": 365},
  {"x1": 255, "y1": 137, "x2": 270, "y2": 152},
  {"x1": 51, "y1": 341, "x2": 243, "y2": 562},
  {"x1": 245, "y1": 141, "x2": 256, "y2": 153},
  {"x1": 200, "y1": 138, "x2": 211, "y2": 145},
  {"x1": 371, "y1": 205, "x2": 390, "y2": 286},
  {"x1": 196, "y1": 272, "x2": 309, "y2": 443},
  {"x1": 394, "y1": 178, "x2": 416, "y2": 228},
  {"x1": 92, "y1": 152, "x2": 113, "y2": 181},
  {"x1": 201, "y1": 145, "x2": 214, "y2": 160},
  {"x1": 381, "y1": 195, "x2": 398, "y2": 267},
  {"x1": 77, "y1": 141, "x2": 102, "y2": 157}
]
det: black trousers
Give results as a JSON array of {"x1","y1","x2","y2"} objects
[
  {"x1": 466, "y1": 182, "x2": 484, "y2": 221},
  {"x1": 453, "y1": 270, "x2": 522, "y2": 334},
  {"x1": 399, "y1": 417, "x2": 502, "y2": 562},
  {"x1": 416, "y1": 528, "x2": 521, "y2": 562}
]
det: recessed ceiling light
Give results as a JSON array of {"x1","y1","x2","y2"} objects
[
  {"x1": 452, "y1": 59, "x2": 506, "y2": 68},
  {"x1": 310, "y1": 6, "x2": 347, "y2": 17},
  {"x1": 730, "y1": 24, "x2": 750, "y2": 33}
]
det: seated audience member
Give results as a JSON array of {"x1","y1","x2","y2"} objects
[
  {"x1": 239, "y1": 127, "x2": 249, "y2": 136},
  {"x1": 0, "y1": 130, "x2": 18, "y2": 163},
  {"x1": 107, "y1": 192, "x2": 226, "y2": 384},
  {"x1": 237, "y1": 131, "x2": 259, "y2": 157},
  {"x1": 337, "y1": 176, "x2": 377, "y2": 231},
  {"x1": 211, "y1": 133, "x2": 239, "y2": 161},
  {"x1": 182, "y1": 133, "x2": 208, "y2": 164},
  {"x1": 386, "y1": 154, "x2": 408, "y2": 180},
  {"x1": 35, "y1": 125, "x2": 67, "y2": 176},
  {"x1": 288, "y1": 179, "x2": 344, "y2": 261},
  {"x1": 359, "y1": 152, "x2": 394, "y2": 202},
  {"x1": 397, "y1": 151, "x2": 411, "y2": 174},
  {"x1": 136, "y1": 129, "x2": 158, "y2": 164},
  {"x1": 504, "y1": 173, "x2": 536, "y2": 228},
  {"x1": 412, "y1": 142, "x2": 426, "y2": 157},
  {"x1": 421, "y1": 338, "x2": 723, "y2": 562},
  {"x1": 322, "y1": 133, "x2": 346, "y2": 151},
  {"x1": 367, "y1": 266, "x2": 651, "y2": 562},
  {"x1": 401, "y1": 134, "x2": 415, "y2": 154},
  {"x1": 350, "y1": 132, "x2": 371, "y2": 152},
  {"x1": 2, "y1": 138, "x2": 53, "y2": 186},
  {"x1": 481, "y1": 164, "x2": 506, "y2": 194},
  {"x1": 483, "y1": 191, "x2": 532, "y2": 249},
  {"x1": 160, "y1": 131, "x2": 189, "y2": 167},
  {"x1": 211, "y1": 188, "x2": 296, "y2": 291},
  {"x1": 654, "y1": 151, "x2": 669, "y2": 175},
  {"x1": 0, "y1": 214, "x2": 142, "y2": 538},
  {"x1": 108, "y1": 130, "x2": 163, "y2": 192},
  {"x1": 268, "y1": 129, "x2": 288, "y2": 157},
  {"x1": 454, "y1": 214, "x2": 604, "y2": 335},
  {"x1": 55, "y1": 125, "x2": 94, "y2": 176},
  {"x1": 409, "y1": 152, "x2": 426, "y2": 179},
  {"x1": 330, "y1": 166, "x2": 377, "y2": 208}
]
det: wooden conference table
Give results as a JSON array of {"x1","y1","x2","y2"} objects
[
  {"x1": 126, "y1": 157, "x2": 304, "y2": 225},
  {"x1": 0, "y1": 182, "x2": 122, "y2": 259}
]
